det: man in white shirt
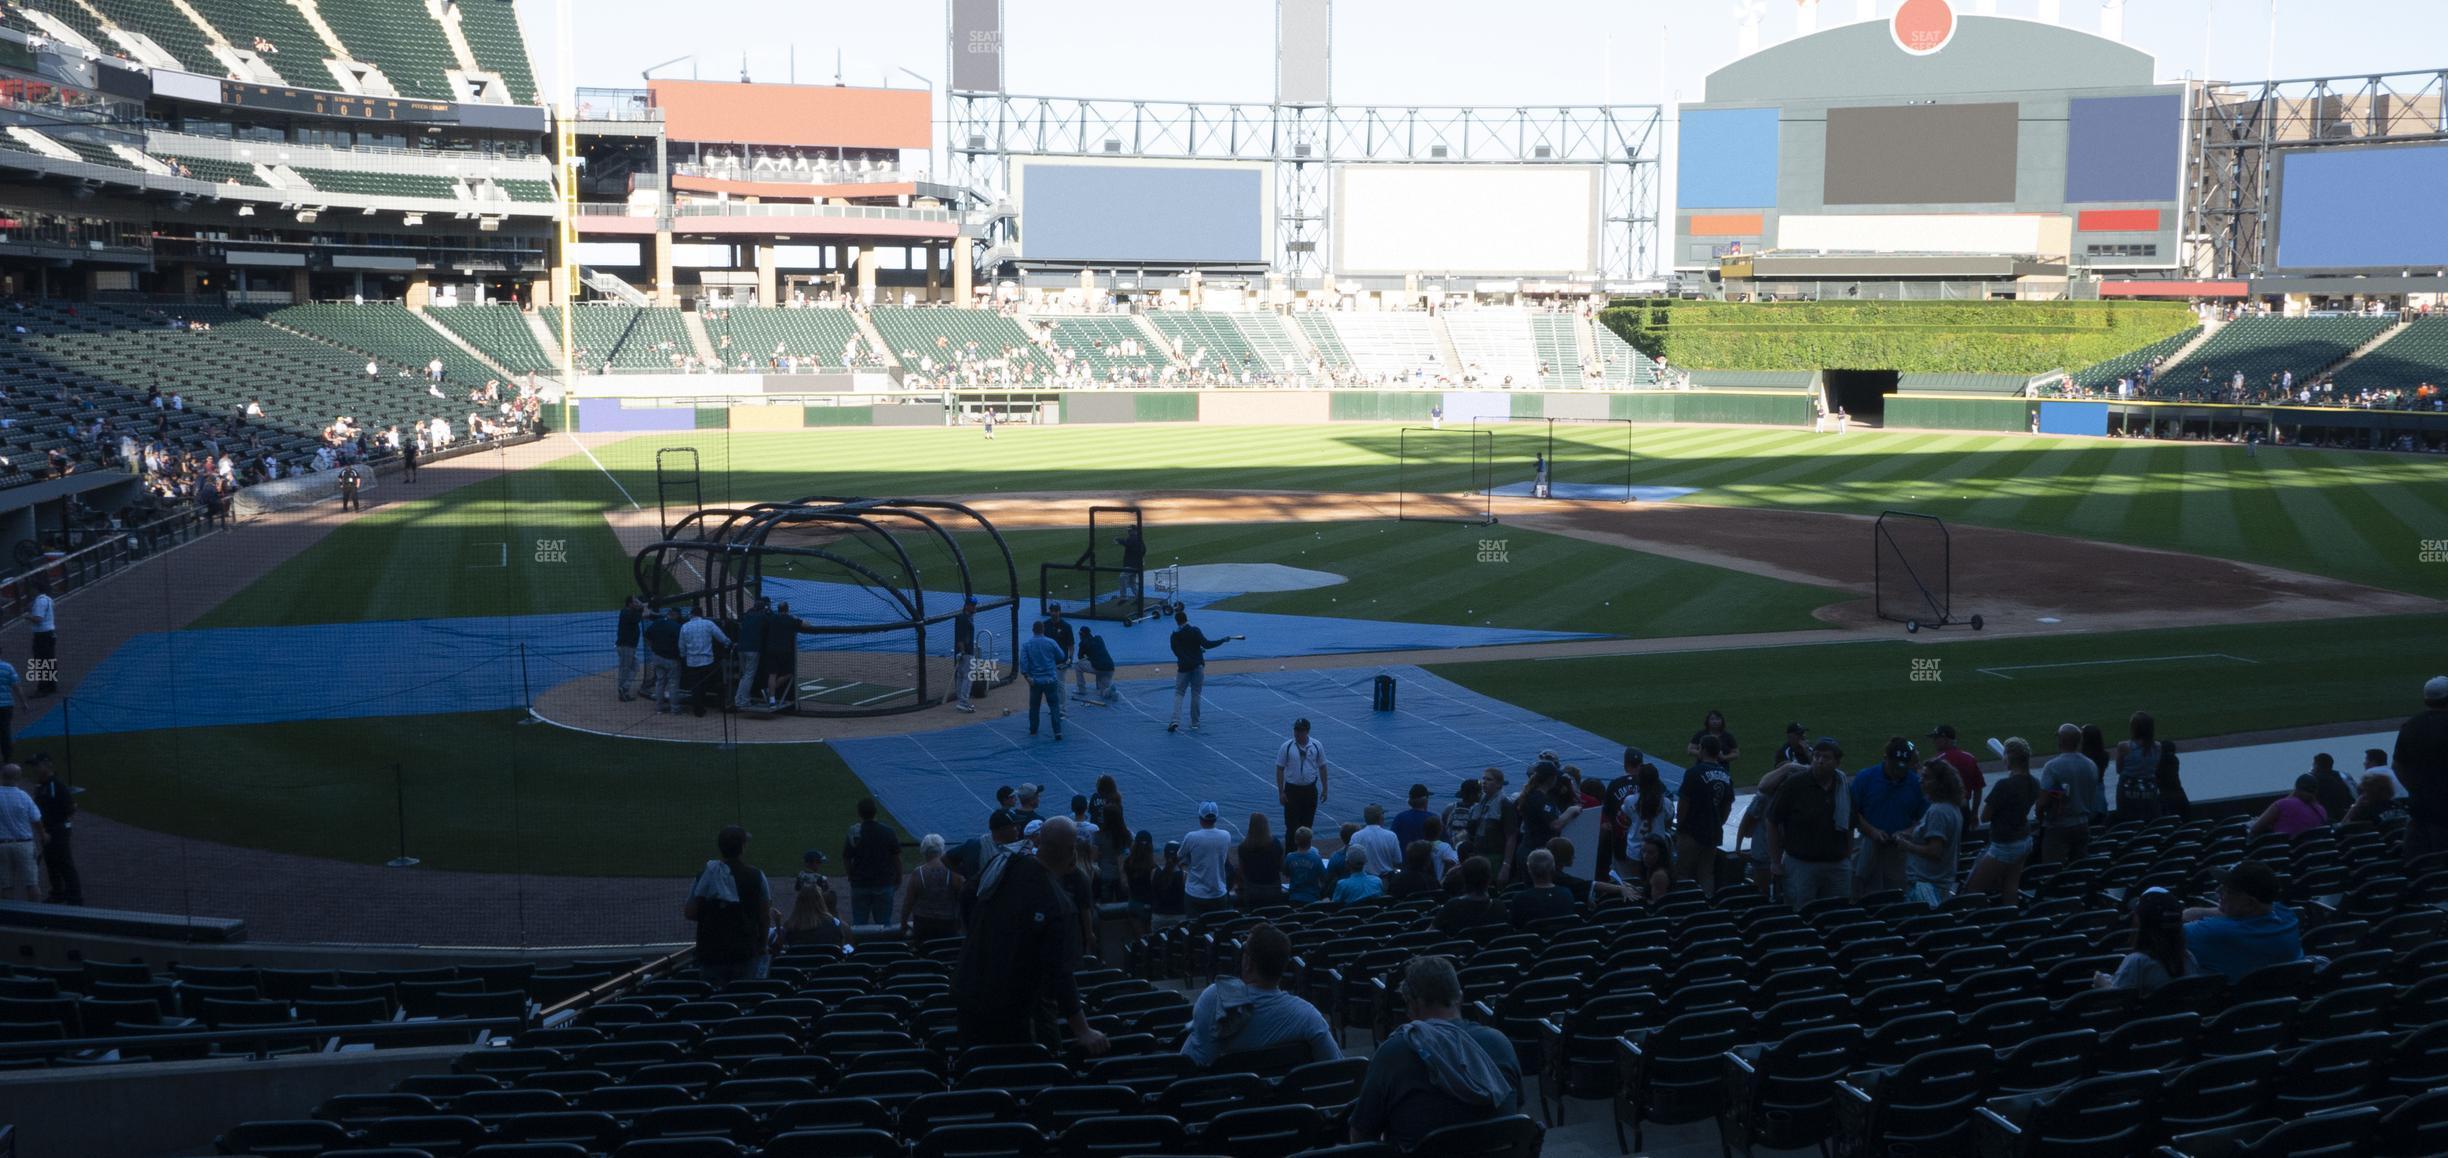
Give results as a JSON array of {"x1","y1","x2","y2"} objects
[
  {"x1": 1276, "y1": 717, "x2": 1329, "y2": 840},
  {"x1": 1180, "y1": 801, "x2": 1235, "y2": 918},
  {"x1": 1349, "y1": 804, "x2": 1404, "y2": 877},
  {"x1": 676, "y1": 607, "x2": 731, "y2": 719},
  {"x1": 2359, "y1": 748, "x2": 2408, "y2": 801},
  {"x1": 0, "y1": 764, "x2": 45, "y2": 901},
  {"x1": 26, "y1": 581, "x2": 55, "y2": 698}
]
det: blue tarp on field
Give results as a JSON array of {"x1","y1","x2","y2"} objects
[
  {"x1": 831, "y1": 665, "x2": 1676, "y2": 848},
  {"x1": 26, "y1": 585, "x2": 1604, "y2": 737}
]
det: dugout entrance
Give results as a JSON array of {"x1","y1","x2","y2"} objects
[{"x1": 1825, "y1": 370, "x2": 1900, "y2": 424}]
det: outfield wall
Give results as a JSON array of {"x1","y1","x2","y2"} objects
[
  {"x1": 1883, "y1": 393, "x2": 2448, "y2": 443},
  {"x1": 565, "y1": 388, "x2": 1821, "y2": 433}
]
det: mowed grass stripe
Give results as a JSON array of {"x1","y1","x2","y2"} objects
[
  {"x1": 1718, "y1": 433, "x2": 1980, "y2": 504},
  {"x1": 2221, "y1": 449, "x2": 2321, "y2": 574},
  {"x1": 1623, "y1": 428, "x2": 1832, "y2": 484},
  {"x1": 2174, "y1": 445, "x2": 2244, "y2": 559},
  {"x1": 2057, "y1": 443, "x2": 2160, "y2": 538},
  {"x1": 2281, "y1": 448, "x2": 2438, "y2": 587},
  {"x1": 2252, "y1": 449, "x2": 2385, "y2": 580}
]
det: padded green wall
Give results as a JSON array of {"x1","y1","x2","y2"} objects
[
  {"x1": 1328, "y1": 392, "x2": 1437, "y2": 421},
  {"x1": 1133, "y1": 392, "x2": 1200, "y2": 422},
  {"x1": 802, "y1": 405, "x2": 874, "y2": 426},
  {"x1": 1886, "y1": 396, "x2": 2032, "y2": 432}
]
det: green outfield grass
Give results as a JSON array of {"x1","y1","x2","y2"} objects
[
  {"x1": 196, "y1": 424, "x2": 2448, "y2": 631},
  {"x1": 57, "y1": 711, "x2": 888, "y2": 877},
  {"x1": 981, "y1": 520, "x2": 1843, "y2": 639},
  {"x1": 1434, "y1": 613, "x2": 2443, "y2": 788}
]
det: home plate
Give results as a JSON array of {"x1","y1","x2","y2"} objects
[{"x1": 1172, "y1": 563, "x2": 1347, "y2": 593}]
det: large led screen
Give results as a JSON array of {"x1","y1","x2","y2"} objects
[
  {"x1": 1678, "y1": 107, "x2": 1781, "y2": 209},
  {"x1": 2064, "y1": 92, "x2": 2184, "y2": 203},
  {"x1": 1333, "y1": 164, "x2": 1600, "y2": 276},
  {"x1": 2274, "y1": 144, "x2": 2448, "y2": 269},
  {"x1": 1824, "y1": 102, "x2": 2018, "y2": 205},
  {"x1": 1017, "y1": 162, "x2": 1269, "y2": 265}
]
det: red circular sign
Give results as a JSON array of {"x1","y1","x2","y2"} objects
[{"x1": 1892, "y1": 0, "x2": 1958, "y2": 56}]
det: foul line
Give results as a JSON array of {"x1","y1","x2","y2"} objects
[
  {"x1": 575, "y1": 435, "x2": 706, "y2": 583},
  {"x1": 1976, "y1": 653, "x2": 2259, "y2": 681},
  {"x1": 576, "y1": 436, "x2": 643, "y2": 512}
]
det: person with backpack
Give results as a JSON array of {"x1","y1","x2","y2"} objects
[
  {"x1": 2111, "y1": 711, "x2": 2166, "y2": 822},
  {"x1": 1675, "y1": 735, "x2": 1735, "y2": 895},
  {"x1": 684, "y1": 825, "x2": 774, "y2": 985}
]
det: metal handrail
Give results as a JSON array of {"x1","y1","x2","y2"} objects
[
  {"x1": 0, "y1": 508, "x2": 211, "y2": 630},
  {"x1": 575, "y1": 202, "x2": 955, "y2": 222},
  {"x1": 0, "y1": 1015, "x2": 521, "y2": 1061}
]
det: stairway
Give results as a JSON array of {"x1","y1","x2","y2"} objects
[
  {"x1": 580, "y1": 268, "x2": 653, "y2": 308},
  {"x1": 2317, "y1": 317, "x2": 2415, "y2": 382},
  {"x1": 1430, "y1": 314, "x2": 1465, "y2": 378},
  {"x1": 680, "y1": 311, "x2": 721, "y2": 366},
  {"x1": 2159, "y1": 317, "x2": 2223, "y2": 372},
  {"x1": 1129, "y1": 312, "x2": 1179, "y2": 368},
  {"x1": 524, "y1": 310, "x2": 563, "y2": 372},
  {"x1": 852, "y1": 311, "x2": 899, "y2": 370},
  {"x1": 1277, "y1": 311, "x2": 1323, "y2": 382},
  {"x1": 413, "y1": 308, "x2": 516, "y2": 381}
]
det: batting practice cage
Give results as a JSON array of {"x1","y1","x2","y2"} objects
[
  {"x1": 636, "y1": 496, "x2": 1022, "y2": 717},
  {"x1": 1396, "y1": 426, "x2": 1496, "y2": 523},
  {"x1": 1472, "y1": 416, "x2": 1638, "y2": 502},
  {"x1": 1874, "y1": 510, "x2": 1982, "y2": 632}
]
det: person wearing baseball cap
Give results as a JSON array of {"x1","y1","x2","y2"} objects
[
  {"x1": 1014, "y1": 784, "x2": 1044, "y2": 827},
  {"x1": 1773, "y1": 723, "x2": 1812, "y2": 768},
  {"x1": 1927, "y1": 724, "x2": 1986, "y2": 818},
  {"x1": 2397, "y1": 675, "x2": 2448, "y2": 860},
  {"x1": 2180, "y1": 859, "x2": 2302, "y2": 982},
  {"x1": 1392, "y1": 783, "x2": 1436, "y2": 849},
  {"x1": 1180, "y1": 802, "x2": 1235, "y2": 918},
  {"x1": 1849, "y1": 738, "x2": 1928, "y2": 899}
]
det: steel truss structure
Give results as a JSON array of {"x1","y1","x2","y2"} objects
[
  {"x1": 2192, "y1": 68, "x2": 2448, "y2": 278},
  {"x1": 945, "y1": 93, "x2": 1662, "y2": 285}
]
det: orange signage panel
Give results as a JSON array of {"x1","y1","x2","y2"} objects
[{"x1": 649, "y1": 80, "x2": 929, "y2": 150}]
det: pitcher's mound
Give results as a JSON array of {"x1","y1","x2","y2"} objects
[{"x1": 1174, "y1": 563, "x2": 1347, "y2": 593}]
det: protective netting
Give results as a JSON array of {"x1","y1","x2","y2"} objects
[
  {"x1": 1396, "y1": 426, "x2": 1494, "y2": 523},
  {"x1": 1874, "y1": 510, "x2": 1953, "y2": 627}
]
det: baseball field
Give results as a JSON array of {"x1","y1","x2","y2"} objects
[{"x1": 44, "y1": 421, "x2": 2448, "y2": 899}]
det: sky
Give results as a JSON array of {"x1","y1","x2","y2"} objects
[{"x1": 514, "y1": 0, "x2": 2447, "y2": 272}]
